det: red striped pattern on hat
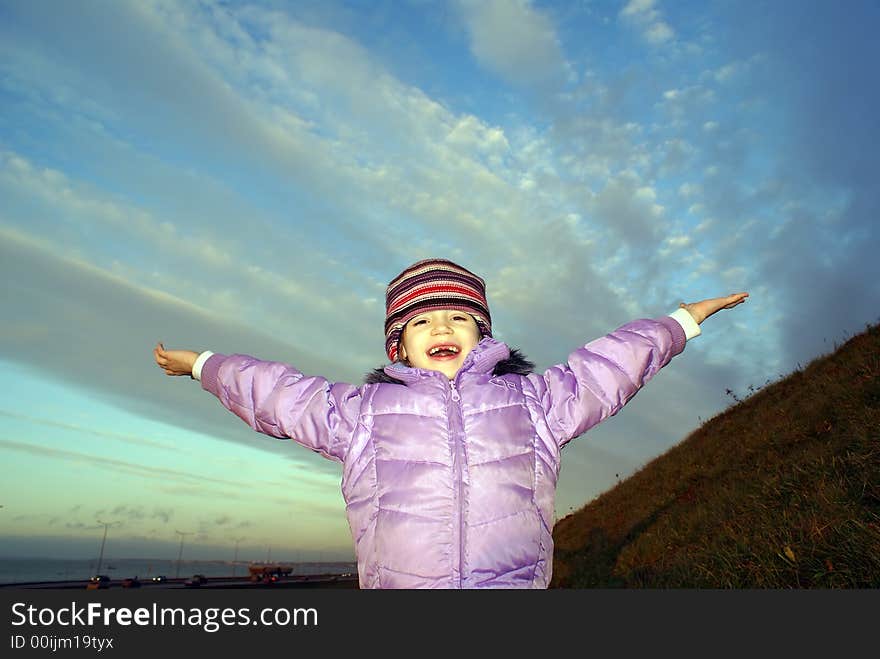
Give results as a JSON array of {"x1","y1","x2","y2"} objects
[
  {"x1": 387, "y1": 283, "x2": 486, "y2": 315},
  {"x1": 384, "y1": 259, "x2": 492, "y2": 362}
]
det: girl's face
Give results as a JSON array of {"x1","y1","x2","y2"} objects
[{"x1": 400, "y1": 309, "x2": 481, "y2": 380}]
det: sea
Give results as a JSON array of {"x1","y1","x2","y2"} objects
[{"x1": 0, "y1": 557, "x2": 357, "y2": 585}]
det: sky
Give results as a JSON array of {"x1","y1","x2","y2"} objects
[{"x1": 1, "y1": 0, "x2": 878, "y2": 564}]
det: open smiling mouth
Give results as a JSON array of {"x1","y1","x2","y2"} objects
[{"x1": 426, "y1": 344, "x2": 461, "y2": 361}]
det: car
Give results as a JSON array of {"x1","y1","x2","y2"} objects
[
  {"x1": 183, "y1": 574, "x2": 208, "y2": 588},
  {"x1": 150, "y1": 575, "x2": 167, "y2": 584},
  {"x1": 121, "y1": 577, "x2": 141, "y2": 588},
  {"x1": 86, "y1": 575, "x2": 110, "y2": 590},
  {"x1": 262, "y1": 571, "x2": 283, "y2": 584}
]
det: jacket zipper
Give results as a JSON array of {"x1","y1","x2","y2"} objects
[{"x1": 448, "y1": 378, "x2": 465, "y2": 588}]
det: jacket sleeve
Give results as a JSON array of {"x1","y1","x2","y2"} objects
[
  {"x1": 199, "y1": 353, "x2": 361, "y2": 463},
  {"x1": 528, "y1": 316, "x2": 687, "y2": 449}
]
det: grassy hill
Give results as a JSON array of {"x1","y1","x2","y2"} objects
[{"x1": 550, "y1": 322, "x2": 880, "y2": 588}]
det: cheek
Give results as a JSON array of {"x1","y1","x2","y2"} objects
[{"x1": 400, "y1": 335, "x2": 416, "y2": 359}]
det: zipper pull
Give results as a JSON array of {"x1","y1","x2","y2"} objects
[{"x1": 450, "y1": 381, "x2": 460, "y2": 402}]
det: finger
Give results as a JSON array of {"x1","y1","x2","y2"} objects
[{"x1": 723, "y1": 296, "x2": 747, "y2": 309}]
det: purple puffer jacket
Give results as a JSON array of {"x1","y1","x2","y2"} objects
[{"x1": 199, "y1": 317, "x2": 686, "y2": 588}]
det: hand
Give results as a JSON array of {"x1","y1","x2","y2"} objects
[
  {"x1": 679, "y1": 292, "x2": 749, "y2": 325},
  {"x1": 153, "y1": 342, "x2": 199, "y2": 376}
]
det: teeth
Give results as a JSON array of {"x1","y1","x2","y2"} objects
[{"x1": 429, "y1": 345, "x2": 459, "y2": 355}]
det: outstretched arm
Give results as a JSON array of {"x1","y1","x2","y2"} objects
[
  {"x1": 679, "y1": 292, "x2": 749, "y2": 325},
  {"x1": 152, "y1": 342, "x2": 360, "y2": 462},
  {"x1": 534, "y1": 293, "x2": 749, "y2": 448},
  {"x1": 534, "y1": 316, "x2": 687, "y2": 448}
]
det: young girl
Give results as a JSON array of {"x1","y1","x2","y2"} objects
[{"x1": 153, "y1": 258, "x2": 748, "y2": 589}]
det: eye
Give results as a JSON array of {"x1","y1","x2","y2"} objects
[{"x1": 412, "y1": 319, "x2": 428, "y2": 326}]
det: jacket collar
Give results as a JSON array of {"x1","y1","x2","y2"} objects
[{"x1": 381, "y1": 337, "x2": 511, "y2": 384}]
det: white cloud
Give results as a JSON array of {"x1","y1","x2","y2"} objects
[
  {"x1": 620, "y1": 0, "x2": 657, "y2": 18},
  {"x1": 666, "y1": 235, "x2": 692, "y2": 248},
  {"x1": 456, "y1": 0, "x2": 567, "y2": 87},
  {"x1": 445, "y1": 114, "x2": 511, "y2": 156},
  {"x1": 592, "y1": 172, "x2": 667, "y2": 245},
  {"x1": 620, "y1": 0, "x2": 675, "y2": 45},
  {"x1": 645, "y1": 21, "x2": 674, "y2": 45},
  {"x1": 714, "y1": 62, "x2": 739, "y2": 82},
  {"x1": 656, "y1": 85, "x2": 716, "y2": 121},
  {"x1": 679, "y1": 183, "x2": 702, "y2": 199}
]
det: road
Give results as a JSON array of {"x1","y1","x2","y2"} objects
[{"x1": 0, "y1": 575, "x2": 359, "y2": 589}]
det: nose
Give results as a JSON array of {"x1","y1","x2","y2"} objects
[{"x1": 431, "y1": 321, "x2": 452, "y2": 334}]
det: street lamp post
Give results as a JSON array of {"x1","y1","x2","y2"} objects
[
  {"x1": 174, "y1": 530, "x2": 192, "y2": 578},
  {"x1": 232, "y1": 537, "x2": 245, "y2": 577},
  {"x1": 95, "y1": 520, "x2": 111, "y2": 575}
]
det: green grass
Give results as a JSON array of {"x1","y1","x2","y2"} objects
[{"x1": 551, "y1": 322, "x2": 880, "y2": 588}]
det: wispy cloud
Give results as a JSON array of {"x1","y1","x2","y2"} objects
[
  {"x1": 0, "y1": 410, "x2": 180, "y2": 453},
  {"x1": 619, "y1": 0, "x2": 675, "y2": 45},
  {"x1": 0, "y1": 439, "x2": 248, "y2": 490}
]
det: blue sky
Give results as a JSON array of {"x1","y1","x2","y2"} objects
[{"x1": 1, "y1": 0, "x2": 878, "y2": 563}]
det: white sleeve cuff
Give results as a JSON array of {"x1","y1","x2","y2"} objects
[
  {"x1": 192, "y1": 351, "x2": 214, "y2": 381},
  {"x1": 668, "y1": 308, "x2": 702, "y2": 341}
]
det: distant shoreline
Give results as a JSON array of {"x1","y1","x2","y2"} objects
[{"x1": 0, "y1": 557, "x2": 358, "y2": 587}]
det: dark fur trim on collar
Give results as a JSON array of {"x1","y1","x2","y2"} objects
[
  {"x1": 495, "y1": 348, "x2": 535, "y2": 377},
  {"x1": 363, "y1": 348, "x2": 535, "y2": 385},
  {"x1": 363, "y1": 368, "x2": 403, "y2": 385}
]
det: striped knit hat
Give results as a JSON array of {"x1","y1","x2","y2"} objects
[{"x1": 385, "y1": 258, "x2": 492, "y2": 362}]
